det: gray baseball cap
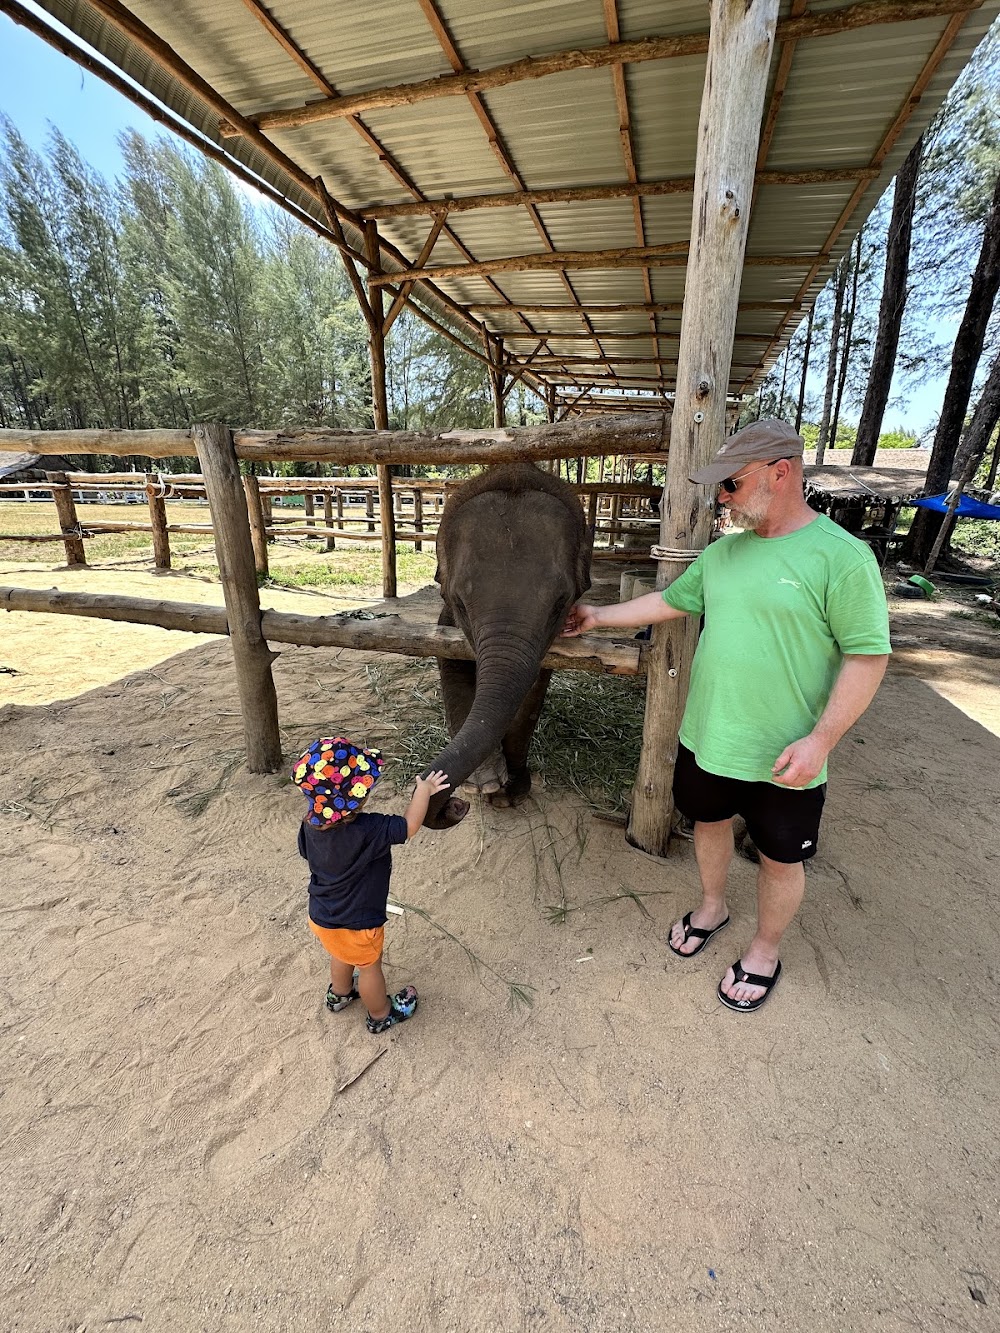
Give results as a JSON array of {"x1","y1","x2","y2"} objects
[{"x1": 689, "y1": 419, "x2": 805, "y2": 486}]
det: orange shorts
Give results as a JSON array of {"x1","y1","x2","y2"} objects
[{"x1": 309, "y1": 919, "x2": 385, "y2": 967}]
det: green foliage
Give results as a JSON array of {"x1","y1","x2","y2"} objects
[{"x1": 0, "y1": 122, "x2": 505, "y2": 445}]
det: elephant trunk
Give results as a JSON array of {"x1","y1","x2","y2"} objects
[{"x1": 423, "y1": 628, "x2": 546, "y2": 828}]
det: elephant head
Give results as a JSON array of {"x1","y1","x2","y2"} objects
[{"x1": 422, "y1": 463, "x2": 592, "y2": 828}]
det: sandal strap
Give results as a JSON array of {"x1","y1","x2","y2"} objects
[
  {"x1": 733, "y1": 959, "x2": 779, "y2": 989},
  {"x1": 680, "y1": 912, "x2": 712, "y2": 941}
]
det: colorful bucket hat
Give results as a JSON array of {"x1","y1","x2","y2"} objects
[{"x1": 292, "y1": 736, "x2": 385, "y2": 827}]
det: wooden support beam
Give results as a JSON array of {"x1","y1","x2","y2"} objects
[
  {"x1": 629, "y1": 0, "x2": 780, "y2": 857},
  {"x1": 369, "y1": 242, "x2": 689, "y2": 285},
  {"x1": 193, "y1": 423, "x2": 281, "y2": 774},
  {"x1": 0, "y1": 586, "x2": 644, "y2": 677},
  {"x1": 45, "y1": 471, "x2": 86, "y2": 567},
  {"x1": 242, "y1": 3, "x2": 980, "y2": 132},
  {"x1": 484, "y1": 331, "x2": 507, "y2": 426},
  {"x1": 382, "y1": 214, "x2": 447, "y2": 334},
  {"x1": 365, "y1": 221, "x2": 398, "y2": 600},
  {"x1": 358, "y1": 168, "x2": 877, "y2": 219},
  {"x1": 145, "y1": 472, "x2": 171, "y2": 570}
]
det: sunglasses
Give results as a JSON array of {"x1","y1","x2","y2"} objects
[{"x1": 719, "y1": 457, "x2": 792, "y2": 494}]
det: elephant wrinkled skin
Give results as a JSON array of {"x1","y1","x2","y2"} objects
[{"x1": 422, "y1": 463, "x2": 593, "y2": 828}]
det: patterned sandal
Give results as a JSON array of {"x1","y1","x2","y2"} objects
[
  {"x1": 326, "y1": 983, "x2": 359, "y2": 1013},
  {"x1": 667, "y1": 911, "x2": 730, "y2": 958},
  {"x1": 366, "y1": 985, "x2": 419, "y2": 1034}
]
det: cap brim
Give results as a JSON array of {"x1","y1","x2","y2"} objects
[{"x1": 689, "y1": 461, "x2": 738, "y2": 486}]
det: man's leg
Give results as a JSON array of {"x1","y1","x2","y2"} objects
[
  {"x1": 668, "y1": 818, "x2": 734, "y2": 954},
  {"x1": 719, "y1": 853, "x2": 804, "y2": 1004}
]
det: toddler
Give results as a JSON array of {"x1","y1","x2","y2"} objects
[{"x1": 293, "y1": 736, "x2": 449, "y2": 1034}]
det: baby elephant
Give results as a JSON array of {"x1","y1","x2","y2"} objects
[{"x1": 422, "y1": 462, "x2": 592, "y2": 828}]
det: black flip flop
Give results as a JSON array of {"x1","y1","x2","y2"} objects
[
  {"x1": 718, "y1": 958, "x2": 781, "y2": 1012},
  {"x1": 667, "y1": 911, "x2": 730, "y2": 958}
]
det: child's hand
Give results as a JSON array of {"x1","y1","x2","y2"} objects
[{"x1": 415, "y1": 769, "x2": 451, "y2": 797}]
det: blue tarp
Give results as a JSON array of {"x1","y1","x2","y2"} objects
[{"x1": 908, "y1": 492, "x2": 1000, "y2": 520}]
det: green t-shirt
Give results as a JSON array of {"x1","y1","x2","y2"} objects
[{"x1": 662, "y1": 514, "x2": 891, "y2": 787}]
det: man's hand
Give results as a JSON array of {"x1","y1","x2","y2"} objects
[
  {"x1": 771, "y1": 736, "x2": 829, "y2": 788},
  {"x1": 561, "y1": 603, "x2": 601, "y2": 636}
]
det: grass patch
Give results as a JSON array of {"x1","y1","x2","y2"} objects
[
  {"x1": 265, "y1": 548, "x2": 436, "y2": 591},
  {"x1": 361, "y1": 656, "x2": 646, "y2": 813},
  {"x1": 0, "y1": 500, "x2": 213, "y2": 564}
]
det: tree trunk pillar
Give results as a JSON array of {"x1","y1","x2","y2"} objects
[
  {"x1": 242, "y1": 473, "x2": 269, "y2": 578},
  {"x1": 365, "y1": 220, "x2": 397, "y2": 599},
  {"x1": 145, "y1": 473, "x2": 171, "y2": 570},
  {"x1": 628, "y1": 0, "x2": 780, "y2": 857},
  {"x1": 194, "y1": 423, "x2": 281, "y2": 774}
]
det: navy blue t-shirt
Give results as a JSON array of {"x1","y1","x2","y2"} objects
[{"x1": 298, "y1": 812, "x2": 408, "y2": 929}]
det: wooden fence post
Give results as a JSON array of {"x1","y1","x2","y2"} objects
[
  {"x1": 145, "y1": 473, "x2": 171, "y2": 570},
  {"x1": 194, "y1": 423, "x2": 281, "y2": 774},
  {"x1": 46, "y1": 471, "x2": 86, "y2": 566},
  {"x1": 627, "y1": 0, "x2": 780, "y2": 856},
  {"x1": 323, "y1": 492, "x2": 336, "y2": 550},
  {"x1": 260, "y1": 491, "x2": 273, "y2": 538},
  {"x1": 242, "y1": 474, "x2": 269, "y2": 578},
  {"x1": 413, "y1": 488, "x2": 424, "y2": 552}
]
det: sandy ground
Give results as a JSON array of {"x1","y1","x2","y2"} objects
[{"x1": 1, "y1": 557, "x2": 999, "y2": 1332}]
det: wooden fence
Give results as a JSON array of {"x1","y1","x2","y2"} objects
[{"x1": 0, "y1": 471, "x2": 664, "y2": 572}]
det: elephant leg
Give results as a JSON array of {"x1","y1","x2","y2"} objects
[
  {"x1": 491, "y1": 669, "x2": 553, "y2": 808},
  {"x1": 437, "y1": 609, "x2": 506, "y2": 795}
]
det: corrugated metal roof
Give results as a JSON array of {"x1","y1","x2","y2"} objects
[{"x1": 15, "y1": 0, "x2": 1000, "y2": 409}]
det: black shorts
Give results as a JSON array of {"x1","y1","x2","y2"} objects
[{"x1": 673, "y1": 744, "x2": 825, "y2": 864}]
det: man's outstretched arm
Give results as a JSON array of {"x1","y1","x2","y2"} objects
[{"x1": 561, "y1": 590, "x2": 690, "y2": 636}]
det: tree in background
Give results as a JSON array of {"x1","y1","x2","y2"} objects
[
  {"x1": 906, "y1": 166, "x2": 1000, "y2": 563},
  {"x1": 0, "y1": 124, "x2": 509, "y2": 462},
  {"x1": 852, "y1": 136, "x2": 923, "y2": 465}
]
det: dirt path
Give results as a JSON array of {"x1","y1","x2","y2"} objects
[{"x1": 1, "y1": 561, "x2": 998, "y2": 1332}]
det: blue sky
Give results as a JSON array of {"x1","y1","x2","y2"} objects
[{"x1": 0, "y1": 6, "x2": 946, "y2": 436}]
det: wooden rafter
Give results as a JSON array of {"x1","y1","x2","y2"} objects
[
  {"x1": 603, "y1": 0, "x2": 662, "y2": 387},
  {"x1": 467, "y1": 301, "x2": 789, "y2": 314},
  {"x1": 370, "y1": 249, "x2": 817, "y2": 286},
  {"x1": 236, "y1": 2, "x2": 984, "y2": 134},
  {"x1": 357, "y1": 168, "x2": 877, "y2": 220},
  {"x1": 231, "y1": 0, "x2": 559, "y2": 389},
  {"x1": 414, "y1": 0, "x2": 612, "y2": 385},
  {"x1": 503, "y1": 331, "x2": 774, "y2": 344}
]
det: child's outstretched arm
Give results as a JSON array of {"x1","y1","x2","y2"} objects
[{"x1": 404, "y1": 770, "x2": 450, "y2": 839}]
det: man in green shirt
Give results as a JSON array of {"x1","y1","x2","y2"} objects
[{"x1": 562, "y1": 420, "x2": 890, "y2": 1012}]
